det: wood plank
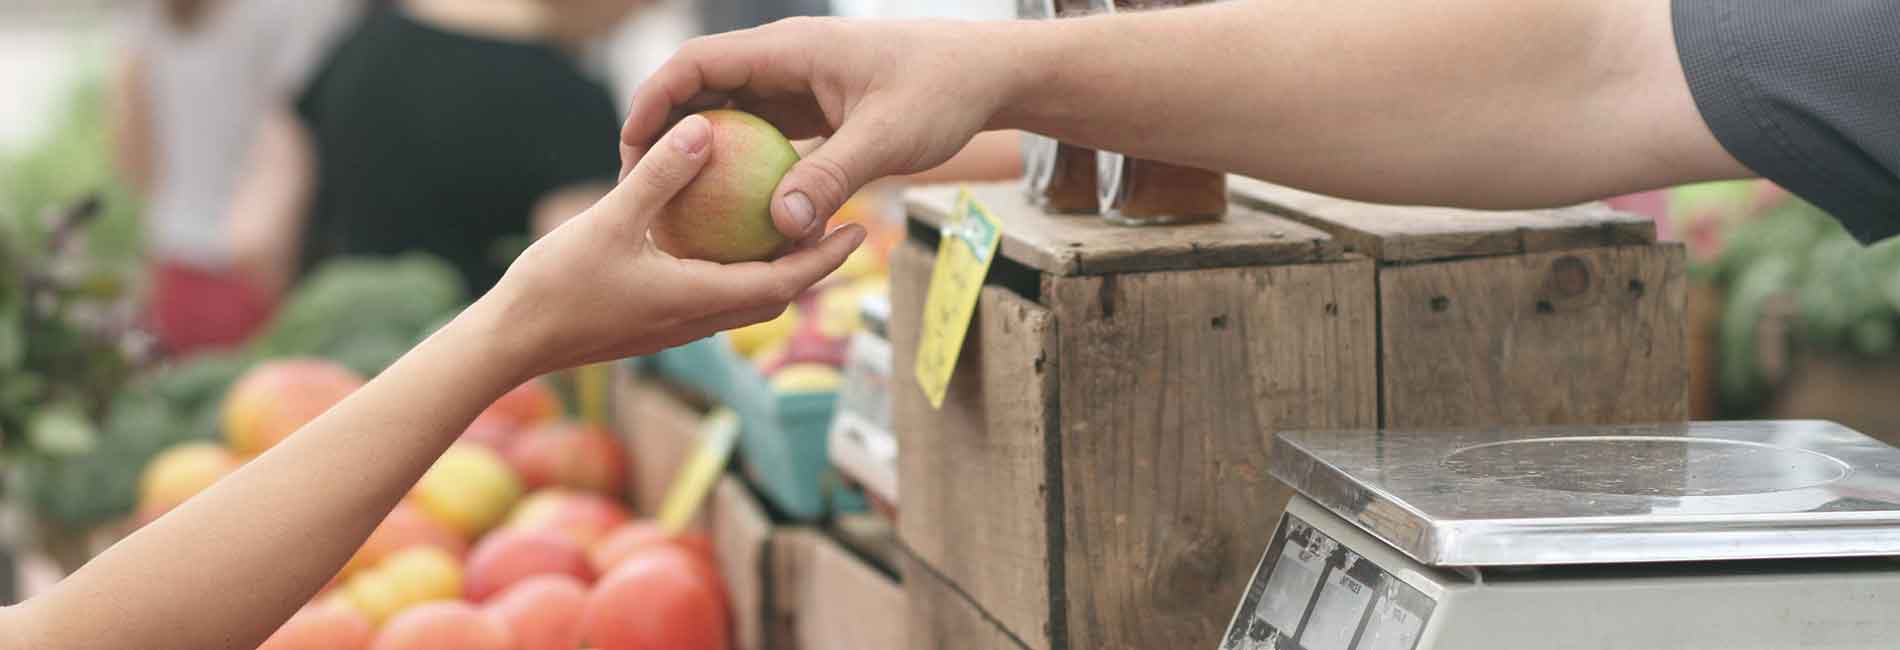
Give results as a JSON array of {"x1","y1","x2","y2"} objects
[
  {"x1": 903, "y1": 550, "x2": 1033, "y2": 650},
  {"x1": 771, "y1": 530, "x2": 905, "y2": 650},
  {"x1": 1229, "y1": 176, "x2": 1655, "y2": 262},
  {"x1": 907, "y1": 183, "x2": 1341, "y2": 276},
  {"x1": 1047, "y1": 260, "x2": 1380, "y2": 650},
  {"x1": 831, "y1": 512, "x2": 901, "y2": 574},
  {"x1": 891, "y1": 240, "x2": 1059, "y2": 650},
  {"x1": 612, "y1": 369, "x2": 709, "y2": 520},
  {"x1": 708, "y1": 477, "x2": 775, "y2": 650},
  {"x1": 1380, "y1": 244, "x2": 1689, "y2": 428}
]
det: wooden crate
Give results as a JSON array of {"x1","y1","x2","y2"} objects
[
  {"x1": 892, "y1": 183, "x2": 1378, "y2": 650},
  {"x1": 770, "y1": 529, "x2": 905, "y2": 650},
  {"x1": 1230, "y1": 177, "x2": 1689, "y2": 428},
  {"x1": 892, "y1": 180, "x2": 1689, "y2": 650}
]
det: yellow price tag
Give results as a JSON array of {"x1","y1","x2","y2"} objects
[
  {"x1": 656, "y1": 408, "x2": 741, "y2": 534},
  {"x1": 914, "y1": 189, "x2": 1003, "y2": 409}
]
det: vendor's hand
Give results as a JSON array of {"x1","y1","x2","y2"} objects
[
  {"x1": 620, "y1": 17, "x2": 1026, "y2": 242},
  {"x1": 480, "y1": 115, "x2": 866, "y2": 379}
]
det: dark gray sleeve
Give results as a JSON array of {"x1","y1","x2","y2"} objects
[{"x1": 1673, "y1": 0, "x2": 1900, "y2": 244}]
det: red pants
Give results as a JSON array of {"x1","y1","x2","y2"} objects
[{"x1": 146, "y1": 261, "x2": 275, "y2": 356}]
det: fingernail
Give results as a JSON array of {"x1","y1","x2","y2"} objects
[
  {"x1": 783, "y1": 191, "x2": 816, "y2": 235},
  {"x1": 671, "y1": 115, "x2": 711, "y2": 154}
]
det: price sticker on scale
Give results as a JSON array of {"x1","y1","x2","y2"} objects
[{"x1": 914, "y1": 189, "x2": 1002, "y2": 409}]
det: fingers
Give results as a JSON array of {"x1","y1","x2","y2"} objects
[
  {"x1": 771, "y1": 119, "x2": 903, "y2": 240},
  {"x1": 595, "y1": 115, "x2": 713, "y2": 236},
  {"x1": 620, "y1": 25, "x2": 816, "y2": 177},
  {"x1": 688, "y1": 224, "x2": 867, "y2": 306}
]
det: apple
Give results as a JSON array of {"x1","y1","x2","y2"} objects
[
  {"x1": 650, "y1": 109, "x2": 798, "y2": 263},
  {"x1": 411, "y1": 444, "x2": 523, "y2": 538},
  {"x1": 341, "y1": 502, "x2": 468, "y2": 580},
  {"x1": 505, "y1": 489, "x2": 631, "y2": 547},
  {"x1": 136, "y1": 442, "x2": 240, "y2": 522},
  {"x1": 223, "y1": 359, "x2": 365, "y2": 456},
  {"x1": 340, "y1": 546, "x2": 462, "y2": 626},
  {"x1": 580, "y1": 547, "x2": 729, "y2": 650},
  {"x1": 588, "y1": 521, "x2": 718, "y2": 581},
  {"x1": 505, "y1": 422, "x2": 629, "y2": 497},
  {"x1": 260, "y1": 602, "x2": 373, "y2": 650},
  {"x1": 371, "y1": 602, "x2": 513, "y2": 650},
  {"x1": 464, "y1": 528, "x2": 595, "y2": 602},
  {"x1": 485, "y1": 575, "x2": 589, "y2": 650}
]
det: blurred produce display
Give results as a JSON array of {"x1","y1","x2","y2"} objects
[
  {"x1": 125, "y1": 366, "x2": 731, "y2": 650},
  {"x1": 13, "y1": 253, "x2": 468, "y2": 531},
  {"x1": 1690, "y1": 182, "x2": 1900, "y2": 413}
]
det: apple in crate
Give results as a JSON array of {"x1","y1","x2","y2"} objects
[
  {"x1": 486, "y1": 575, "x2": 590, "y2": 650},
  {"x1": 505, "y1": 422, "x2": 629, "y2": 496},
  {"x1": 465, "y1": 528, "x2": 595, "y2": 602},
  {"x1": 505, "y1": 489, "x2": 632, "y2": 547},
  {"x1": 581, "y1": 546, "x2": 729, "y2": 650},
  {"x1": 259, "y1": 601, "x2": 373, "y2": 650},
  {"x1": 370, "y1": 602, "x2": 513, "y2": 650}
]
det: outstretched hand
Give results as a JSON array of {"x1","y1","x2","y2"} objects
[{"x1": 487, "y1": 113, "x2": 866, "y2": 379}]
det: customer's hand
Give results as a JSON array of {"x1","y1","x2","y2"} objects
[
  {"x1": 620, "y1": 17, "x2": 1027, "y2": 242},
  {"x1": 482, "y1": 114, "x2": 866, "y2": 379}
]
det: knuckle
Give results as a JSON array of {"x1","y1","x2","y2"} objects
[{"x1": 798, "y1": 156, "x2": 854, "y2": 205}]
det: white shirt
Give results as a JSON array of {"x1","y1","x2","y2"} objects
[{"x1": 127, "y1": 0, "x2": 356, "y2": 266}]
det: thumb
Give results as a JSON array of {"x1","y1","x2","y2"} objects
[
  {"x1": 771, "y1": 119, "x2": 898, "y2": 240},
  {"x1": 594, "y1": 114, "x2": 713, "y2": 235}
]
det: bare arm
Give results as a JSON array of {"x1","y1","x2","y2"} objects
[
  {"x1": 621, "y1": 0, "x2": 1749, "y2": 239},
  {"x1": 227, "y1": 109, "x2": 317, "y2": 297},
  {"x1": 1001, "y1": 0, "x2": 1745, "y2": 208},
  {"x1": 108, "y1": 50, "x2": 155, "y2": 196},
  {"x1": 898, "y1": 130, "x2": 1025, "y2": 186},
  {"x1": 0, "y1": 115, "x2": 864, "y2": 650}
]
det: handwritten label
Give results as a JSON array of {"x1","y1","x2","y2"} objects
[{"x1": 914, "y1": 189, "x2": 1002, "y2": 409}]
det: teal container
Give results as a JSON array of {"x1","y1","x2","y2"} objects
[{"x1": 628, "y1": 336, "x2": 865, "y2": 520}]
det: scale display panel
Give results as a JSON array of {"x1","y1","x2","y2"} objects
[{"x1": 1223, "y1": 513, "x2": 1435, "y2": 650}]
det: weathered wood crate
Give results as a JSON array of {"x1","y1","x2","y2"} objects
[
  {"x1": 891, "y1": 180, "x2": 1687, "y2": 650},
  {"x1": 1229, "y1": 177, "x2": 1688, "y2": 428},
  {"x1": 892, "y1": 183, "x2": 1378, "y2": 650}
]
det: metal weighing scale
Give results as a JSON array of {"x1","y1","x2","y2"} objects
[{"x1": 1221, "y1": 420, "x2": 1900, "y2": 650}]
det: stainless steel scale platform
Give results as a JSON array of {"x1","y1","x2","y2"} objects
[{"x1": 1220, "y1": 420, "x2": 1900, "y2": 650}]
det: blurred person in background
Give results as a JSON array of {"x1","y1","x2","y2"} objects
[
  {"x1": 231, "y1": 0, "x2": 652, "y2": 298},
  {"x1": 110, "y1": 0, "x2": 360, "y2": 354}
]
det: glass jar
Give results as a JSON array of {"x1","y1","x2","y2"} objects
[
  {"x1": 1019, "y1": 0, "x2": 1102, "y2": 214},
  {"x1": 1090, "y1": 0, "x2": 1228, "y2": 225}
]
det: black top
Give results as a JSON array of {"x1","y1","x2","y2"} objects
[
  {"x1": 1673, "y1": 0, "x2": 1900, "y2": 244},
  {"x1": 294, "y1": 9, "x2": 621, "y2": 293}
]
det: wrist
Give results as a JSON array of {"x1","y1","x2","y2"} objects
[
  {"x1": 436, "y1": 295, "x2": 544, "y2": 390},
  {"x1": 984, "y1": 17, "x2": 1078, "y2": 134}
]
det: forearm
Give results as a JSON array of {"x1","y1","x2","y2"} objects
[
  {"x1": 8, "y1": 303, "x2": 527, "y2": 650},
  {"x1": 997, "y1": 0, "x2": 1746, "y2": 207}
]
